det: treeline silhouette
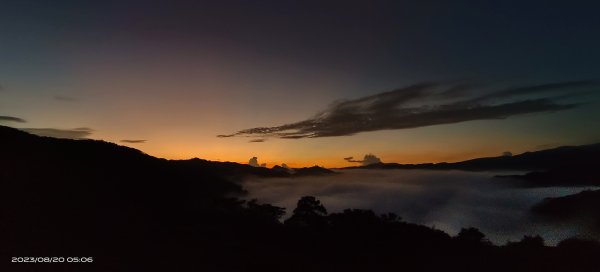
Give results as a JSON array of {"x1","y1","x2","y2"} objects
[{"x1": 1, "y1": 125, "x2": 599, "y2": 271}]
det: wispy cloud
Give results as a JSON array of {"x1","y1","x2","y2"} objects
[
  {"x1": 22, "y1": 127, "x2": 93, "y2": 139},
  {"x1": 0, "y1": 115, "x2": 26, "y2": 123},
  {"x1": 219, "y1": 81, "x2": 595, "y2": 139},
  {"x1": 249, "y1": 138, "x2": 266, "y2": 143},
  {"x1": 121, "y1": 139, "x2": 147, "y2": 143}
]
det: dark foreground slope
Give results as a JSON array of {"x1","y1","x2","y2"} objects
[
  {"x1": 1, "y1": 126, "x2": 599, "y2": 271},
  {"x1": 533, "y1": 190, "x2": 600, "y2": 233}
]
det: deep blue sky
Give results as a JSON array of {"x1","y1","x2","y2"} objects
[{"x1": 1, "y1": 0, "x2": 599, "y2": 166}]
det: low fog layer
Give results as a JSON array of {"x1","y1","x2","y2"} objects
[{"x1": 243, "y1": 169, "x2": 598, "y2": 245}]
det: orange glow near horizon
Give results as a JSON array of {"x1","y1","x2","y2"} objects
[
  {"x1": 3, "y1": 0, "x2": 600, "y2": 176},
  {"x1": 82, "y1": 107, "x2": 598, "y2": 169},
  {"x1": 111, "y1": 134, "x2": 570, "y2": 169}
]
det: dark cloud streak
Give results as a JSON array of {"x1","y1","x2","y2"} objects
[
  {"x1": 470, "y1": 80, "x2": 596, "y2": 103},
  {"x1": 22, "y1": 127, "x2": 93, "y2": 139},
  {"x1": 219, "y1": 81, "x2": 594, "y2": 139},
  {"x1": 0, "y1": 116, "x2": 26, "y2": 123},
  {"x1": 121, "y1": 139, "x2": 147, "y2": 143}
]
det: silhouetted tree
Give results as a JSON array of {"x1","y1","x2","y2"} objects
[
  {"x1": 284, "y1": 196, "x2": 328, "y2": 228},
  {"x1": 456, "y1": 227, "x2": 489, "y2": 244},
  {"x1": 329, "y1": 209, "x2": 380, "y2": 229},
  {"x1": 293, "y1": 196, "x2": 327, "y2": 216},
  {"x1": 245, "y1": 199, "x2": 286, "y2": 224}
]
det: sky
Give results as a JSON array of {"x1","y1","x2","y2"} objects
[{"x1": 1, "y1": 0, "x2": 600, "y2": 167}]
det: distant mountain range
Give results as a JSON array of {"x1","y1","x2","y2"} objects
[
  {"x1": 4, "y1": 125, "x2": 598, "y2": 186},
  {"x1": 342, "y1": 143, "x2": 600, "y2": 171},
  {"x1": 292, "y1": 166, "x2": 339, "y2": 176},
  {"x1": 342, "y1": 143, "x2": 600, "y2": 186}
]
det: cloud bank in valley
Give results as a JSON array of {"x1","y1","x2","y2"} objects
[
  {"x1": 219, "y1": 81, "x2": 596, "y2": 139},
  {"x1": 243, "y1": 169, "x2": 597, "y2": 245}
]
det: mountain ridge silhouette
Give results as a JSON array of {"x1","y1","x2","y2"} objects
[{"x1": 2, "y1": 125, "x2": 599, "y2": 271}]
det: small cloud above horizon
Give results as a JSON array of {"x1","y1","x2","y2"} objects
[
  {"x1": 249, "y1": 156, "x2": 265, "y2": 167},
  {"x1": 345, "y1": 154, "x2": 383, "y2": 166}
]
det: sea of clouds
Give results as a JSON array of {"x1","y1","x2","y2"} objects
[{"x1": 243, "y1": 169, "x2": 598, "y2": 245}]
